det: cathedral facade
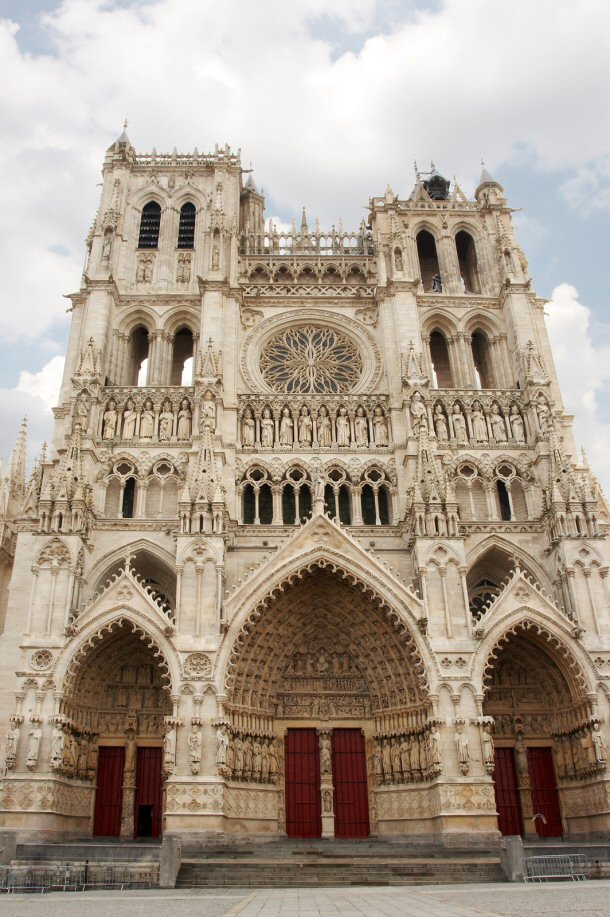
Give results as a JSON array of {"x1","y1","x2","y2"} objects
[{"x1": 0, "y1": 131, "x2": 608, "y2": 845}]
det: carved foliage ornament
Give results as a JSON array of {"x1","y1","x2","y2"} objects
[
  {"x1": 259, "y1": 325, "x2": 363, "y2": 394},
  {"x1": 183, "y1": 652, "x2": 212, "y2": 679}
]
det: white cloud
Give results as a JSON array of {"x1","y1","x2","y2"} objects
[
  {"x1": 1, "y1": 0, "x2": 610, "y2": 344},
  {"x1": 0, "y1": 355, "x2": 64, "y2": 470},
  {"x1": 545, "y1": 283, "x2": 610, "y2": 494},
  {"x1": 17, "y1": 355, "x2": 65, "y2": 411}
]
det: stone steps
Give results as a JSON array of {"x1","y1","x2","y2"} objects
[{"x1": 14, "y1": 841, "x2": 161, "y2": 863}]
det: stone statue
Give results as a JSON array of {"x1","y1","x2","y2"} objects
[
  {"x1": 400, "y1": 737, "x2": 410, "y2": 775},
  {"x1": 515, "y1": 737, "x2": 529, "y2": 778},
  {"x1": 211, "y1": 245, "x2": 220, "y2": 270},
  {"x1": 26, "y1": 726, "x2": 42, "y2": 770},
  {"x1": 50, "y1": 725, "x2": 64, "y2": 770},
  {"x1": 336, "y1": 407, "x2": 350, "y2": 446},
  {"x1": 372, "y1": 406, "x2": 388, "y2": 446},
  {"x1": 102, "y1": 400, "x2": 118, "y2": 440},
  {"x1": 431, "y1": 273, "x2": 442, "y2": 293},
  {"x1": 451, "y1": 403, "x2": 468, "y2": 443},
  {"x1": 509, "y1": 404, "x2": 525, "y2": 443},
  {"x1": 317, "y1": 406, "x2": 332, "y2": 447},
  {"x1": 410, "y1": 392, "x2": 427, "y2": 435},
  {"x1": 354, "y1": 406, "x2": 368, "y2": 446},
  {"x1": 455, "y1": 725, "x2": 469, "y2": 768},
  {"x1": 313, "y1": 472, "x2": 325, "y2": 503},
  {"x1": 394, "y1": 247, "x2": 403, "y2": 272},
  {"x1": 409, "y1": 734, "x2": 421, "y2": 774},
  {"x1": 373, "y1": 740, "x2": 382, "y2": 777},
  {"x1": 490, "y1": 403, "x2": 507, "y2": 442},
  {"x1": 163, "y1": 726, "x2": 176, "y2": 773},
  {"x1": 381, "y1": 737, "x2": 392, "y2": 780},
  {"x1": 261, "y1": 407, "x2": 274, "y2": 447},
  {"x1": 320, "y1": 734, "x2": 332, "y2": 774},
  {"x1": 140, "y1": 399, "x2": 154, "y2": 439},
  {"x1": 471, "y1": 401, "x2": 488, "y2": 441},
  {"x1": 124, "y1": 730, "x2": 136, "y2": 775},
  {"x1": 243, "y1": 735, "x2": 253, "y2": 779},
  {"x1": 428, "y1": 727, "x2": 442, "y2": 767},
  {"x1": 323, "y1": 789, "x2": 333, "y2": 813},
  {"x1": 200, "y1": 391, "x2": 216, "y2": 432},
  {"x1": 298, "y1": 406, "x2": 313, "y2": 446},
  {"x1": 122, "y1": 399, "x2": 137, "y2": 439},
  {"x1": 216, "y1": 725, "x2": 229, "y2": 768},
  {"x1": 269, "y1": 739, "x2": 280, "y2": 781},
  {"x1": 233, "y1": 734, "x2": 244, "y2": 778},
  {"x1": 177, "y1": 399, "x2": 192, "y2": 439},
  {"x1": 261, "y1": 739, "x2": 271, "y2": 782},
  {"x1": 390, "y1": 737, "x2": 401, "y2": 780},
  {"x1": 252, "y1": 739, "x2": 262, "y2": 780},
  {"x1": 74, "y1": 394, "x2": 90, "y2": 432},
  {"x1": 279, "y1": 407, "x2": 293, "y2": 446},
  {"x1": 433, "y1": 404, "x2": 448, "y2": 440},
  {"x1": 242, "y1": 408, "x2": 255, "y2": 447},
  {"x1": 159, "y1": 400, "x2": 173, "y2": 441},
  {"x1": 592, "y1": 723, "x2": 607, "y2": 765},
  {"x1": 4, "y1": 723, "x2": 19, "y2": 769},
  {"x1": 536, "y1": 393, "x2": 551, "y2": 433},
  {"x1": 189, "y1": 725, "x2": 202, "y2": 775},
  {"x1": 481, "y1": 723, "x2": 494, "y2": 766}
]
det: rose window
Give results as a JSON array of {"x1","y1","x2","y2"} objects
[{"x1": 259, "y1": 325, "x2": 362, "y2": 393}]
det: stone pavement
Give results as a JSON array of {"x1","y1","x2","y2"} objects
[{"x1": 0, "y1": 881, "x2": 608, "y2": 916}]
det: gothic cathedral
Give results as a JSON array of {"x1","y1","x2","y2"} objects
[{"x1": 0, "y1": 130, "x2": 608, "y2": 845}]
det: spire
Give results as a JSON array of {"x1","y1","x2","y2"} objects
[
  {"x1": 301, "y1": 207, "x2": 308, "y2": 235},
  {"x1": 8, "y1": 418, "x2": 27, "y2": 495},
  {"x1": 118, "y1": 118, "x2": 130, "y2": 145},
  {"x1": 244, "y1": 172, "x2": 258, "y2": 194},
  {"x1": 475, "y1": 159, "x2": 504, "y2": 201},
  {"x1": 478, "y1": 158, "x2": 496, "y2": 186}
]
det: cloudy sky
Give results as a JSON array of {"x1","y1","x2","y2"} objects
[{"x1": 1, "y1": 0, "x2": 609, "y2": 488}]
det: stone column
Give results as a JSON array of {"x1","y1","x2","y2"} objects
[{"x1": 318, "y1": 729, "x2": 334, "y2": 837}]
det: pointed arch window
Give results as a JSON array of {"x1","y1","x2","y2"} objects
[
  {"x1": 429, "y1": 330, "x2": 453, "y2": 388},
  {"x1": 138, "y1": 201, "x2": 161, "y2": 249},
  {"x1": 456, "y1": 230, "x2": 481, "y2": 293},
  {"x1": 177, "y1": 202, "x2": 196, "y2": 249},
  {"x1": 416, "y1": 230, "x2": 441, "y2": 292}
]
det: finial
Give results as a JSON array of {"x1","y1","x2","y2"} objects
[
  {"x1": 123, "y1": 118, "x2": 128, "y2": 131},
  {"x1": 414, "y1": 159, "x2": 419, "y2": 178},
  {"x1": 481, "y1": 156, "x2": 485, "y2": 168}
]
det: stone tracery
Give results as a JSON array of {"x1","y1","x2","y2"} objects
[{"x1": 260, "y1": 325, "x2": 363, "y2": 394}]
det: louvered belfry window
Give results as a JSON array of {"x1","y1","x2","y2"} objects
[
  {"x1": 138, "y1": 201, "x2": 161, "y2": 248},
  {"x1": 178, "y1": 202, "x2": 196, "y2": 249}
]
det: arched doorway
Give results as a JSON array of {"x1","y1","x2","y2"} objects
[
  {"x1": 62, "y1": 619, "x2": 172, "y2": 838},
  {"x1": 224, "y1": 566, "x2": 431, "y2": 839},
  {"x1": 483, "y1": 624, "x2": 597, "y2": 839}
]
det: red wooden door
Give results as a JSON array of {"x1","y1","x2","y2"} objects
[
  {"x1": 285, "y1": 729, "x2": 321, "y2": 838},
  {"x1": 134, "y1": 747, "x2": 163, "y2": 838},
  {"x1": 93, "y1": 747, "x2": 125, "y2": 836},
  {"x1": 493, "y1": 748, "x2": 523, "y2": 836},
  {"x1": 331, "y1": 729, "x2": 370, "y2": 838},
  {"x1": 527, "y1": 747, "x2": 563, "y2": 837}
]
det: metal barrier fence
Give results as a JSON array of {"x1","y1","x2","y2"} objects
[
  {"x1": 0, "y1": 862, "x2": 159, "y2": 893},
  {"x1": 522, "y1": 854, "x2": 588, "y2": 882}
]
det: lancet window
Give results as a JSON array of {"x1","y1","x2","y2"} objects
[
  {"x1": 177, "y1": 202, "x2": 196, "y2": 249},
  {"x1": 360, "y1": 468, "x2": 391, "y2": 526},
  {"x1": 429, "y1": 330, "x2": 454, "y2": 388},
  {"x1": 128, "y1": 326, "x2": 150, "y2": 386},
  {"x1": 456, "y1": 230, "x2": 481, "y2": 293},
  {"x1": 105, "y1": 461, "x2": 138, "y2": 519},
  {"x1": 416, "y1": 230, "x2": 442, "y2": 292},
  {"x1": 138, "y1": 201, "x2": 161, "y2": 248},
  {"x1": 471, "y1": 329, "x2": 494, "y2": 389},
  {"x1": 170, "y1": 326, "x2": 195, "y2": 385}
]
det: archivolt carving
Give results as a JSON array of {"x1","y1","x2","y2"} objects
[{"x1": 223, "y1": 567, "x2": 430, "y2": 718}]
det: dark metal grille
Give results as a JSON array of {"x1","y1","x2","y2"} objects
[
  {"x1": 177, "y1": 202, "x2": 196, "y2": 249},
  {"x1": 138, "y1": 201, "x2": 161, "y2": 248}
]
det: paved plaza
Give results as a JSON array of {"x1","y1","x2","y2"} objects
[{"x1": 0, "y1": 881, "x2": 608, "y2": 917}]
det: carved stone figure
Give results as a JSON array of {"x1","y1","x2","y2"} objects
[
  {"x1": 536, "y1": 393, "x2": 551, "y2": 433},
  {"x1": 515, "y1": 737, "x2": 529, "y2": 778},
  {"x1": 243, "y1": 735, "x2": 253, "y2": 779},
  {"x1": 140, "y1": 400, "x2": 154, "y2": 439},
  {"x1": 189, "y1": 725, "x2": 202, "y2": 775},
  {"x1": 410, "y1": 392, "x2": 427, "y2": 435},
  {"x1": 269, "y1": 739, "x2": 280, "y2": 781},
  {"x1": 481, "y1": 724, "x2": 494, "y2": 766},
  {"x1": 261, "y1": 739, "x2": 271, "y2": 782},
  {"x1": 261, "y1": 407, "x2": 274, "y2": 447},
  {"x1": 200, "y1": 391, "x2": 216, "y2": 432},
  {"x1": 279, "y1": 407, "x2": 293, "y2": 446},
  {"x1": 433, "y1": 404, "x2": 448, "y2": 440},
  {"x1": 74, "y1": 394, "x2": 90, "y2": 432},
  {"x1": 50, "y1": 725, "x2": 64, "y2": 770},
  {"x1": 431, "y1": 273, "x2": 442, "y2": 292},
  {"x1": 177, "y1": 399, "x2": 192, "y2": 439},
  {"x1": 216, "y1": 725, "x2": 229, "y2": 768},
  {"x1": 26, "y1": 726, "x2": 42, "y2": 770},
  {"x1": 122, "y1": 399, "x2": 137, "y2": 439},
  {"x1": 394, "y1": 247, "x2": 403, "y2": 272},
  {"x1": 336, "y1": 407, "x2": 350, "y2": 446},
  {"x1": 400, "y1": 737, "x2": 410, "y2": 775},
  {"x1": 510, "y1": 404, "x2": 525, "y2": 443},
  {"x1": 372, "y1": 406, "x2": 388, "y2": 446},
  {"x1": 159, "y1": 401, "x2": 173, "y2": 441},
  {"x1": 298, "y1": 406, "x2": 313, "y2": 446},
  {"x1": 212, "y1": 245, "x2": 220, "y2": 270},
  {"x1": 102, "y1": 400, "x2": 118, "y2": 440},
  {"x1": 428, "y1": 727, "x2": 442, "y2": 767},
  {"x1": 317, "y1": 406, "x2": 332, "y2": 447},
  {"x1": 323, "y1": 789, "x2": 333, "y2": 813},
  {"x1": 4, "y1": 723, "x2": 19, "y2": 769},
  {"x1": 490, "y1": 403, "x2": 507, "y2": 442},
  {"x1": 124, "y1": 729, "x2": 136, "y2": 775},
  {"x1": 233, "y1": 734, "x2": 244, "y2": 777},
  {"x1": 381, "y1": 737, "x2": 392, "y2": 780},
  {"x1": 390, "y1": 737, "x2": 401, "y2": 779},
  {"x1": 252, "y1": 739, "x2": 262, "y2": 780},
  {"x1": 320, "y1": 733, "x2": 332, "y2": 774},
  {"x1": 455, "y1": 725, "x2": 469, "y2": 769},
  {"x1": 452, "y1": 403, "x2": 468, "y2": 443},
  {"x1": 163, "y1": 726, "x2": 176, "y2": 773},
  {"x1": 242, "y1": 408, "x2": 255, "y2": 446},
  {"x1": 471, "y1": 401, "x2": 488, "y2": 441},
  {"x1": 592, "y1": 723, "x2": 607, "y2": 765},
  {"x1": 354, "y1": 406, "x2": 368, "y2": 446}
]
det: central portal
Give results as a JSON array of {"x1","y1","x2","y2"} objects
[{"x1": 284, "y1": 727, "x2": 369, "y2": 838}]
